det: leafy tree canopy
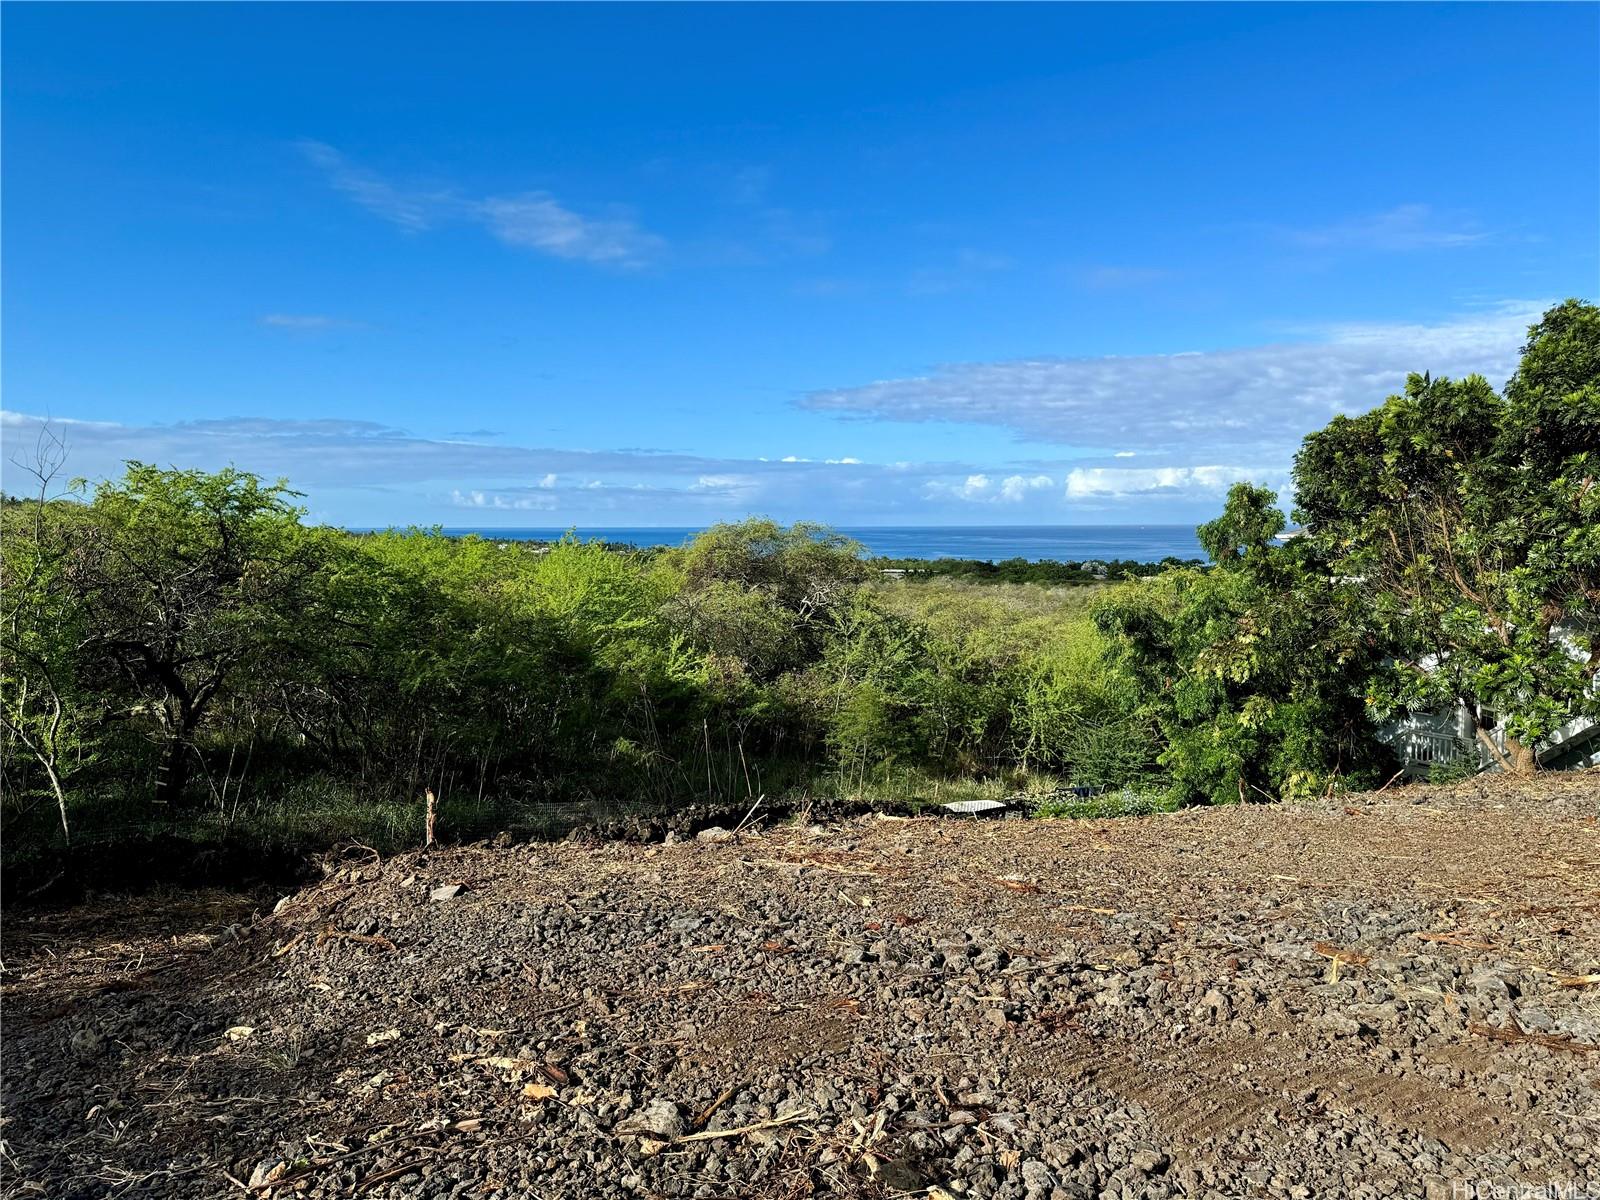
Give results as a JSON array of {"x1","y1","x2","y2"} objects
[{"x1": 1293, "y1": 299, "x2": 1599, "y2": 771}]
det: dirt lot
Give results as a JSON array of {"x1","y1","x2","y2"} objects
[{"x1": 4, "y1": 776, "x2": 1599, "y2": 1200}]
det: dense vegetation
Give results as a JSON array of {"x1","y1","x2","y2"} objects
[
  {"x1": 3, "y1": 301, "x2": 1595, "y2": 885},
  {"x1": 869, "y1": 556, "x2": 1202, "y2": 586}
]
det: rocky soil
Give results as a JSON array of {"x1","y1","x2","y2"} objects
[{"x1": 4, "y1": 775, "x2": 1599, "y2": 1200}]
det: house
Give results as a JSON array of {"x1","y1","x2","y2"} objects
[
  {"x1": 1378, "y1": 622, "x2": 1599, "y2": 775},
  {"x1": 1381, "y1": 706, "x2": 1598, "y2": 776}
]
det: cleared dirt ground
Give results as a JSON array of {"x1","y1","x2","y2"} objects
[{"x1": 4, "y1": 776, "x2": 1599, "y2": 1200}]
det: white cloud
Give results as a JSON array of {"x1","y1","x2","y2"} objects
[
  {"x1": 1281, "y1": 204, "x2": 1486, "y2": 252},
  {"x1": 802, "y1": 301, "x2": 1542, "y2": 458},
  {"x1": 1064, "y1": 465, "x2": 1267, "y2": 499},
  {"x1": 690, "y1": 473, "x2": 755, "y2": 494},
  {"x1": 299, "y1": 141, "x2": 662, "y2": 268},
  {"x1": 925, "y1": 472, "x2": 1055, "y2": 504},
  {"x1": 475, "y1": 195, "x2": 661, "y2": 267},
  {"x1": 1000, "y1": 473, "x2": 1054, "y2": 502},
  {"x1": 450, "y1": 487, "x2": 556, "y2": 511}
]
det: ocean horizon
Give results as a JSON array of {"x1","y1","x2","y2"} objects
[{"x1": 359, "y1": 524, "x2": 1209, "y2": 563}]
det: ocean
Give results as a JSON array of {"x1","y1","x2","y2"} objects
[{"x1": 429, "y1": 525, "x2": 1206, "y2": 563}]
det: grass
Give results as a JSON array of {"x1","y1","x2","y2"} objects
[
  {"x1": 6, "y1": 731, "x2": 1173, "y2": 898},
  {"x1": 1, "y1": 776, "x2": 568, "y2": 896},
  {"x1": 872, "y1": 577, "x2": 1109, "y2": 624}
]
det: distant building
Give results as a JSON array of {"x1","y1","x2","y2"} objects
[{"x1": 1379, "y1": 622, "x2": 1599, "y2": 775}]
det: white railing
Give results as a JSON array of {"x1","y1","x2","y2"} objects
[{"x1": 1399, "y1": 728, "x2": 1474, "y2": 771}]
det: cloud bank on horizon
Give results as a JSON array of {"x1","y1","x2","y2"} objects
[{"x1": 0, "y1": 298, "x2": 1540, "y2": 524}]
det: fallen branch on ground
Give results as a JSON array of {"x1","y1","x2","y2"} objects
[
  {"x1": 315, "y1": 928, "x2": 397, "y2": 953},
  {"x1": 1468, "y1": 1020, "x2": 1598, "y2": 1054},
  {"x1": 673, "y1": 1107, "x2": 817, "y2": 1144}
]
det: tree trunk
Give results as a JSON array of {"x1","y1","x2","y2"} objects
[
  {"x1": 44, "y1": 758, "x2": 70, "y2": 845},
  {"x1": 1473, "y1": 722, "x2": 1513, "y2": 774},
  {"x1": 1473, "y1": 723, "x2": 1537, "y2": 775},
  {"x1": 1502, "y1": 731, "x2": 1537, "y2": 775},
  {"x1": 155, "y1": 732, "x2": 191, "y2": 805}
]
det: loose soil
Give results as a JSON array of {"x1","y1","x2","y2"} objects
[{"x1": 4, "y1": 776, "x2": 1598, "y2": 1200}]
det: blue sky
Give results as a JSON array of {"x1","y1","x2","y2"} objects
[{"x1": 4, "y1": 3, "x2": 1596, "y2": 527}]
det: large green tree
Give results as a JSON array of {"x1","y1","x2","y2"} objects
[
  {"x1": 1294, "y1": 300, "x2": 1599, "y2": 772},
  {"x1": 660, "y1": 519, "x2": 867, "y2": 687},
  {"x1": 65, "y1": 464, "x2": 334, "y2": 805}
]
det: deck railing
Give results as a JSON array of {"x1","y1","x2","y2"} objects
[{"x1": 1399, "y1": 728, "x2": 1475, "y2": 772}]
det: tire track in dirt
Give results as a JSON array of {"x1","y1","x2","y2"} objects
[{"x1": 1009, "y1": 1033, "x2": 1526, "y2": 1154}]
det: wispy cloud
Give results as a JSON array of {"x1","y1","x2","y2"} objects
[
  {"x1": 298, "y1": 141, "x2": 663, "y2": 268},
  {"x1": 907, "y1": 249, "x2": 1013, "y2": 297},
  {"x1": 759, "y1": 208, "x2": 832, "y2": 258},
  {"x1": 0, "y1": 413, "x2": 746, "y2": 486},
  {"x1": 793, "y1": 277, "x2": 865, "y2": 298},
  {"x1": 298, "y1": 140, "x2": 436, "y2": 232},
  {"x1": 259, "y1": 313, "x2": 368, "y2": 332},
  {"x1": 1281, "y1": 204, "x2": 1487, "y2": 252},
  {"x1": 728, "y1": 165, "x2": 771, "y2": 206},
  {"x1": 474, "y1": 195, "x2": 663, "y2": 266},
  {"x1": 801, "y1": 301, "x2": 1542, "y2": 460}
]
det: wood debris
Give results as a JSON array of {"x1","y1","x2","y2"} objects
[
  {"x1": 673, "y1": 1107, "x2": 816, "y2": 1144},
  {"x1": 1467, "y1": 1020, "x2": 1598, "y2": 1054}
]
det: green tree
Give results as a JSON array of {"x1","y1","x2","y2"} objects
[
  {"x1": 65, "y1": 464, "x2": 332, "y2": 805},
  {"x1": 1096, "y1": 483, "x2": 1392, "y2": 804},
  {"x1": 1, "y1": 430, "x2": 97, "y2": 842},
  {"x1": 1294, "y1": 300, "x2": 1600, "y2": 772},
  {"x1": 661, "y1": 519, "x2": 867, "y2": 686}
]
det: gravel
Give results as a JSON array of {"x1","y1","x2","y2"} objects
[{"x1": 4, "y1": 774, "x2": 1599, "y2": 1199}]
